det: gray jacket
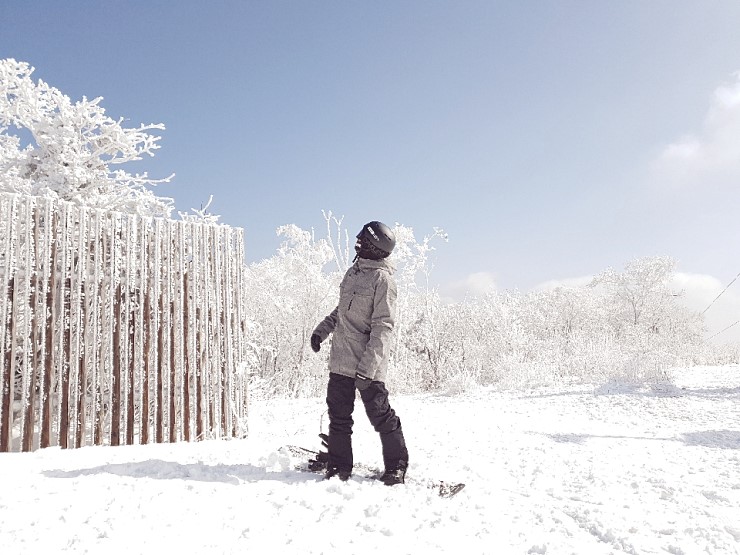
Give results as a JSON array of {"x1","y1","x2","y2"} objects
[{"x1": 313, "y1": 257, "x2": 397, "y2": 383}]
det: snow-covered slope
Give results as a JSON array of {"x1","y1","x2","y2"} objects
[{"x1": 1, "y1": 367, "x2": 739, "y2": 554}]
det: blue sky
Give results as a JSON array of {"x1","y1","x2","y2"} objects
[{"x1": 2, "y1": 1, "x2": 740, "y2": 339}]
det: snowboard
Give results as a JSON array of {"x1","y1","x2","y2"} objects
[{"x1": 279, "y1": 441, "x2": 465, "y2": 499}]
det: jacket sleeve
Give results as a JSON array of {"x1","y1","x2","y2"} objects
[
  {"x1": 356, "y1": 274, "x2": 396, "y2": 380},
  {"x1": 313, "y1": 306, "x2": 339, "y2": 341}
]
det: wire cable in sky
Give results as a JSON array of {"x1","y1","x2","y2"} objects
[
  {"x1": 707, "y1": 319, "x2": 740, "y2": 341},
  {"x1": 700, "y1": 270, "x2": 740, "y2": 316}
]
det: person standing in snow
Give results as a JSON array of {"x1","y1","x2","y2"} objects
[{"x1": 310, "y1": 221, "x2": 408, "y2": 486}]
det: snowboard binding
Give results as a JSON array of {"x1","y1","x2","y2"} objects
[{"x1": 306, "y1": 433, "x2": 330, "y2": 472}]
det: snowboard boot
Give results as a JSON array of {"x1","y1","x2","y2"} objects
[
  {"x1": 380, "y1": 467, "x2": 406, "y2": 486},
  {"x1": 325, "y1": 466, "x2": 351, "y2": 481}
]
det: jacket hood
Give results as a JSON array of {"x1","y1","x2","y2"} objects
[{"x1": 355, "y1": 256, "x2": 396, "y2": 275}]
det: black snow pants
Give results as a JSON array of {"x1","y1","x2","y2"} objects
[{"x1": 326, "y1": 372, "x2": 408, "y2": 472}]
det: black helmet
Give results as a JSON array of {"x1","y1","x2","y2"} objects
[{"x1": 355, "y1": 221, "x2": 396, "y2": 260}]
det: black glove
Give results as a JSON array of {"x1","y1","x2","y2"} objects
[
  {"x1": 355, "y1": 373, "x2": 372, "y2": 391},
  {"x1": 310, "y1": 334, "x2": 322, "y2": 353}
]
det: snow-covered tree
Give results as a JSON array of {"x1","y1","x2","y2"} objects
[
  {"x1": 243, "y1": 224, "x2": 338, "y2": 397},
  {"x1": 590, "y1": 256, "x2": 702, "y2": 340},
  {"x1": 0, "y1": 58, "x2": 174, "y2": 217},
  {"x1": 589, "y1": 256, "x2": 705, "y2": 377}
]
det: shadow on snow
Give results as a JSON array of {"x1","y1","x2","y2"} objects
[
  {"x1": 543, "y1": 430, "x2": 740, "y2": 450},
  {"x1": 520, "y1": 386, "x2": 740, "y2": 400},
  {"x1": 43, "y1": 460, "x2": 319, "y2": 485}
]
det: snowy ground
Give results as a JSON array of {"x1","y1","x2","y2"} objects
[{"x1": 1, "y1": 366, "x2": 739, "y2": 555}]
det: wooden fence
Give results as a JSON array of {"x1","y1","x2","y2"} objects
[{"x1": 0, "y1": 193, "x2": 249, "y2": 452}]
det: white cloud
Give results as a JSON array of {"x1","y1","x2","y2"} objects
[
  {"x1": 651, "y1": 72, "x2": 740, "y2": 188},
  {"x1": 441, "y1": 271, "x2": 497, "y2": 301},
  {"x1": 672, "y1": 272, "x2": 740, "y2": 344},
  {"x1": 533, "y1": 275, "x2": 594, "y2": 291}
]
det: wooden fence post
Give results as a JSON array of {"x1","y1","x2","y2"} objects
[{"x1": 0, "y1": 276, "x2": 15, "y2": 453}]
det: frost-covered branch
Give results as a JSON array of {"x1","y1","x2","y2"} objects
[
  {"x1": 0, "y1": 58, "x2": 175, "y2": 218},
  {"x1": 179, "y1": 195, "x2": 221, "y2": 224}
]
